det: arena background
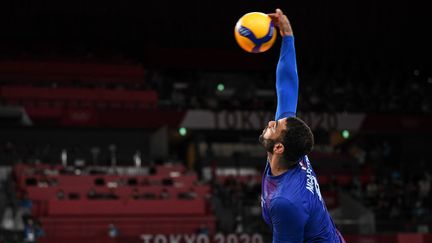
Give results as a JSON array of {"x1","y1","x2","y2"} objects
[{"x1": 0, "y1": 0, "x2": 431, "y2": 242}]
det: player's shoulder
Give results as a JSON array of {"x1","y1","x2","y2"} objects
[
  {"x1": 280, "y1": 156, "x2": 315, "y2": 194},
  {"x1": 273, "y1": 173, "x2": 306, "y2": 201}
]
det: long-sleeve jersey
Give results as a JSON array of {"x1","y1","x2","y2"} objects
[{"x1": 261, "y1": 36, "x2": 345, "y2": 243}]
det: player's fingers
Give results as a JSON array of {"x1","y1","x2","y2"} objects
[
  {"x1": 267, "y1": 15, "x2": 278, "y2": 22},
  {"x1": 269, "y1": 20, "x2": 280, "y2": 27},
  {"x1": 276, "y1": 8, "x2": 283, "y2": 15},
  {"x1": 267, "y1": 13, "x2": 280, "y2": 24}
]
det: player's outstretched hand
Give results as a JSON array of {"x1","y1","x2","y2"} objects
[{"x1": 268, "y1": 9, "x2": 293, "y2": 37}]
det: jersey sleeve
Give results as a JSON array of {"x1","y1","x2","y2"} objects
[
  {"x1": 275, "y1": 36, "x2": 299, "y2": 120},
  {"x1": 270, "y1": 197, "x2": 309, "y2": 243}
]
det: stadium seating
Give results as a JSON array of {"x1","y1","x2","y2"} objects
[
  {"x1": 26, "y1": 185, "x2": 210, "y2": 201},
  {"x1": 14, "y1": 163, "x2": 216, "y2": 240},
  {"x1": 39, "y1": 216, "x2": 215, "y2": 237},
  {"x1": 47, "y1": 199, "x2": 206, "y2": 216},
  {"x1": 0, "y1": 61, "x2": 145, "y2": 83},
  {"x1": 0, "y1": 86, "x2": 158, "y2": 109}
]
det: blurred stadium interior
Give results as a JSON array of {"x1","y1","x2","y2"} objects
[{"x1": 0, "y1": 0, "x2": 431, "y2": 243}]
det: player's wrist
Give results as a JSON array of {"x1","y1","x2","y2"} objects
[
  {"x1": 280, "y1": 16, "x2": 293, "y2": 36},
  {"x1": 281, "y1": 31, "x2": 293, "y2": 37},
  {"x1": 282, "y1": 35, "x2": 294, "y2": 41}
]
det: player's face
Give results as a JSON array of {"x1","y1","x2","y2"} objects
[
  {"x1": 259, "y1": 118, "x2": 287, "y2": 153},
  {"x1": 261, "y1": 118, "x2": 288, "y2": 140}
]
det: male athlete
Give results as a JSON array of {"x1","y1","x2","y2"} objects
[{"x1": 259, "y1": 9, "x2": 345, "y2": 243}]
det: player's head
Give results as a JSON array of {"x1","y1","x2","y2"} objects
[{"x1": 259, "y1": 116, "x2": 314, "y2": 163}]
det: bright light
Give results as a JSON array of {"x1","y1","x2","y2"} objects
[
  {"x1": 341, "y1": 130, "x2": 350, "y2": 139},
  {"x1": 217, "y1": 83, "x2": 225, "y2": 92},
  {"x1": 179, "y1": 127, "x2": 187, "y2": 136}
]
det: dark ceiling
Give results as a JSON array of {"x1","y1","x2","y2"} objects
[{"x1": 0, "y1": 0, "x2": 430, "y2": 68}]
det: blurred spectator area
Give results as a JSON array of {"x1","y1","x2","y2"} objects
[
  {"x1": 0, "y1": 61, "x2": 145, "y2": 84},
  {"x1": 0, "y1": 58, "x2": 430, "y2": 142},
  {"x1": 1, "y1": 54, "x2": 431, "y2": 115},
  {"x1": 0, "y1": 86, "x2": 157, "y2": 110},
  {"x1": 12, "y1": 162, "x2": 215, "y2": 240},
  {"x1": 0, "y1": 60, "x2": 158, "y2": 111}
]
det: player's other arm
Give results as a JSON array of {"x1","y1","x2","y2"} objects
[
  {"x1": 270, "y1": 197, "x2": 308, "y2": 243},
  {"x1": 268, "y1": 9, "x2": 299, "y2": 120}
]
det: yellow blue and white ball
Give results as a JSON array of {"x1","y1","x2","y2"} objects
[{"x1": 234, "y1": 12, "x2": 277, "y2": 53}]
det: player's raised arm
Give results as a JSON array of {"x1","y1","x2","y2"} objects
[{"x1": 268, "y1": 9, "x2": 299, "y2": 120}]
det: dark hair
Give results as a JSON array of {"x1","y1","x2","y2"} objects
[{"x1": 278, "y1": 117, "x2": 314, "y2": 162}]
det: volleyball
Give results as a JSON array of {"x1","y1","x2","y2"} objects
[{"x1": 234, "y1": 12, "x2": 277, "y2": 53}]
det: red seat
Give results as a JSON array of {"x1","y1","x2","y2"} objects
[
  {"x1": 0, "y1": 86, "x2": 157, "y2": 107},
  {"x1": 39, "y1": 216, "x2": 216, "y2": 237},
  {"x1": 47, "y1": 199, "x2": 207, "y2": 216},
  {"x1": 26, "y1": 185, "x2": 211, "y2": 201}
]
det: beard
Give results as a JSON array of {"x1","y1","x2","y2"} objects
[{"x1": 259, "y1": 132, "x2": 275, "y2": 154}]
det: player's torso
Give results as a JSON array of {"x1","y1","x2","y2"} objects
[{"x1": 261, "y1": 156, "x2": 340, "y2": 242}]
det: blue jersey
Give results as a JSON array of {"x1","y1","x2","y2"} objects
[
  {"x1": 261, "y1": 156, "x2": 343, "y2": 242},
  {"x1": 261, "y1": 36, "x2": 344, "y2": 243}
]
